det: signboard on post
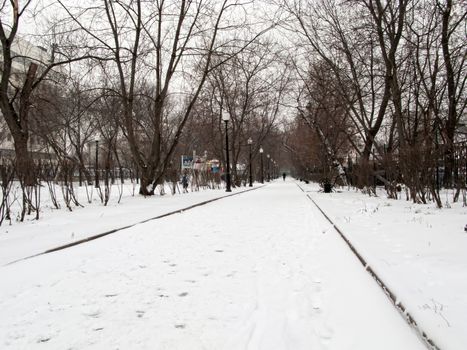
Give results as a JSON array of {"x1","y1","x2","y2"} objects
[
  {"x1": 193, "y1": 158, "x2": 204, "y2": 171},
  {"x1": 208, "y1": 159, "x2": 220, "y2": 173},
  {"x1": 181, "y1": 155, "x2": 193, "y2": 169}
]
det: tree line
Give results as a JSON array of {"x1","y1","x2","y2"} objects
[
  {"x1": 279, "y1": 0, "x2": 466, "y2": 207},
  {"x1": 0, "y1": 0, "x2": 290, "y2": 223},
  {"x1": 1, "y1": 0, "x2": 466, "y2": 225}
]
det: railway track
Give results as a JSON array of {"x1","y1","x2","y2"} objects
[
  {"x1": 296, "y1": 182, "x2": 440, "y2": 350},
  {"x1": 5, "y1": 181, "x2": 441, "y2": 349},
  {"x1": 5, "y1": 185, "x2": 265, "y2": 266}
]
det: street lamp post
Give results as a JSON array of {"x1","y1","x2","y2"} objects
[
  {"x1": 248, "y1": 138, "x2": 253, "y2": 187},
  {"x1": 222, "y1": 111, "x2": 232, "y2": 192},
  {"x1": 94, "y1": 139, "x2": 99, "y2": 188},
  {"x1": 267, "y1": 154, "x2": 270, "y2": 182},
  {"x1": 435, "y1": 122, "x2": 440, "y2": 192},
  {"x1": 271, "y1": 158, "x2": 274, "y2": 180},
  {"x1": 259, "y1": 147, "x2": 264, "y2": 184}
]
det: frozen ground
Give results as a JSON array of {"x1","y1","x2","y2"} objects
[
  {"x1": 301, "y1": 182, "x2": 467, "y2": 350},
  {"x1": 0, "y1": 183, "x2": 243, "y2": 266},
  {"x1": 0, "y1": 180, "x2": 464, "y2": 349}
]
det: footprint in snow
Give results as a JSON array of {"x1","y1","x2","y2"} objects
[
  {"x1": 37, "y1": 337, "x2": 51, "y2": 343},
  {"x1": 174, "y1": 324, "x2": 186, "y2": 329},
  {"x1": 312, "y1": 280, "x2": 322, "y2": 292},
  {"x1": 84, "y1": 310, "x2": 101, "y2": 318},
  {"x1": 311, "y1": 297, "x2": 322, "y2": 314},
  {"x1": 316, "y1": 324, "x2": 334, "y2": 340}
]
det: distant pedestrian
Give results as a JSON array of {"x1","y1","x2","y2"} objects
[
  {"x1": 282, "y1": 172, "x2": 286, "y2": 181},
  {"x1": 181, "y1": 174, "x2": 189, "y2": 193}
]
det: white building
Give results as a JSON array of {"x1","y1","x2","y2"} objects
[{"x1": 0, "y1": 34, "x2": 54, "y2": 162}]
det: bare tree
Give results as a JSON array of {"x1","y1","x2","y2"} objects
[
  {"x1": 437, "y1": 0, "x2": 467, "y2": 187},
  {"x1": 0, "y1": 1, "x2": 100, "y2": 185},
  {"x1": 205, "y1": 40, "x2": 290, "y2": 185},
  {"x1": 295, "y1": 61, "x2": 353, "y2": 187},
  {"x1": 278, "y1": 0, "x2": 388, "y2": 161},
  {"x1": 58, "y1": 0, "x2": 271, "y2": 195}
]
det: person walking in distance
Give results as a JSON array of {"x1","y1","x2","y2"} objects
[
  {"x1": 181, "y1": 173, "x2": 189, "y2": 193},
  {"x1": 282, "y1": 172, "x2": 286, "y2": 181}
]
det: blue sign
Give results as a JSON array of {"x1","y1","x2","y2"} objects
[{"x1": 181, "y1": 155, "x2": 193, "y2": 169}]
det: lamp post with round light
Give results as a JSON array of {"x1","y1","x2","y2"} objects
[
  {"x1": 95, "y1": 139, "x2": 99, "y2": 188},
  {"x1": 273, "y1": 159, "x2": 276, "y2": 179},
  {"x1": 222, "y1": 111, "x2": 232, "y2": 192},
  {"x1": 271, "y1": 158, "x2": 274, "y2": 180},
  {"x1": 259, "y1": 147, "x2": 264, "y2": 184},
  {"x1": 248, "y1": 138, "x2": 253, "y2": 187},
  {"x1": 267, "y1": 154, "x2": 271, "y2": 182},
  {"x1": 271, "y1": 159, "x2": 275, "y2": 179}
]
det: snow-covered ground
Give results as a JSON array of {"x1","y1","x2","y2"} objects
[
  {"x1": 0, "y1": 183, "x2": 247, "y2": 266},
  {"x1": 0, "y1": 180, "x2": 464, "y2": 349},
  {"x1": 301, "y1": 182, "x2": 467, "y2": 350}
]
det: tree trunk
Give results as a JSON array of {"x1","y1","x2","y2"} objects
[
  {"x1": 13, "y1": 133, "x2": 34, "y2": 185},
  {"x1": 139, "y1": 168, "x2": 155, "y2": 196},
  {"x1": 440, "y1": 0, "x2": 457, "y2": 188}
]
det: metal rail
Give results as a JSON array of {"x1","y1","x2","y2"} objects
[
  {"x1": 5, "y1": 185, "x2": 265, "y2": 266},
  {"x1": 296, "y1": 183, "x2": 440, "y2": 350}
]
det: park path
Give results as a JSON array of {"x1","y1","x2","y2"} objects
[{"x1": 0, "y1": 180, "x2": 424, "y2": 349}]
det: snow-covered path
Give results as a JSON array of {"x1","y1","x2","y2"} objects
[{"x1": 0, "y1": 181, "x2": 425, "y2": 349}]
